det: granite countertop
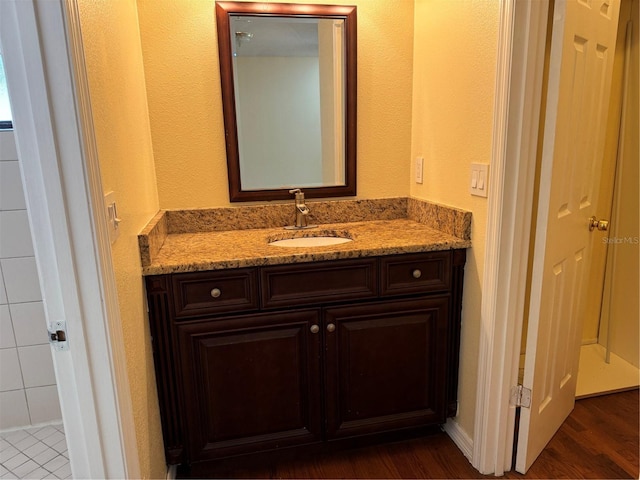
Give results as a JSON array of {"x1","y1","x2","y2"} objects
[
  {"x1": 139, "y1": 199, "x2": 471, "y2": 275},
  {"x1": 143, "y1": 219, "x2": 470, "y2": 275}
]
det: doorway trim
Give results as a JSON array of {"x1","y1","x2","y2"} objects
[
  {"x1": 472, "y1": 0, "x2": 550, "y2": 475},
  {"x1": 0, "y1": 1, "x2": 140, "y2": 478}
]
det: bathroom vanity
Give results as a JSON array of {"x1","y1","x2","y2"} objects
[{"x1": 139, "y1": 198, "x2": 470, "y2": 469}]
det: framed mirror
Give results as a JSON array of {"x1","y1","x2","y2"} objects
[{"x1": 215, "y1": 1, "x2": 357, "y2": 202}]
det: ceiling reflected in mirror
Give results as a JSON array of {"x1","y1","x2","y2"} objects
[{"x1": 232, "y1": 16, "x2": 319, "y2": 57}]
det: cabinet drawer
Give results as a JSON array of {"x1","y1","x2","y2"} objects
[
  {"x1": 380, "y1": 252, "x2": 451, "y2": 296},
  {"x1": 172, "y1": 268, "x2": 258, "y2": 318},
  {"x1": 261, "y1": 259, "x2": 377, "y2": 309}
]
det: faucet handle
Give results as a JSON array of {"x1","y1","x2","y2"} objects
[
  {"x1": 289, "y1": 188, "x2": 305, "y2": 202},
  {"x1": 283, "y1": 187, "x2": 317, "y2": 230}
]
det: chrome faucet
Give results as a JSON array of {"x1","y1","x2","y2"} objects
[{"x1": 285, "y1": 188, "x2": 317, "y2": 230}]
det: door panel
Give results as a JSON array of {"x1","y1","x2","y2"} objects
[
  {"x1": 324, "y1": 297, "x2": 449, "y2": 439},
  {"x1": 517, "y1": 0, "x2": 621, "y2": 472},
  {"x1": 177, "y1": 310, "x2": 322, "y2": 461}
]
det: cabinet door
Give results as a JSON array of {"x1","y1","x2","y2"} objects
[
  {"x1": 177, "y1": 310, "x2": 323, "y2": 461},
  {"x1": 324, "y1": 297, "x2": 450, "y2": 439}
]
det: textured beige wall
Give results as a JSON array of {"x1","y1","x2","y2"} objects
[
  {"x1": 77, "y1": 1, "x2": 165, "y2": 478},
  {"x1": 410, "y1": 0, "x2": 499, "y2": 437},
  {"x1": 136, "y1": 0, "x2": 414, "y2": 209},
  {"x1": 77, "y1": 0, "x2": 500, "y2": 466}
]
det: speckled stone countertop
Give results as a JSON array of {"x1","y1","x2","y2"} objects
[{"x1": 139, "y1": 198, "x2": 471, "y2": 275}]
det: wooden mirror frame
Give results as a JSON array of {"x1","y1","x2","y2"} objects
[{"x1": 215, "y1": 1, "x2": 357, "y2": 202}]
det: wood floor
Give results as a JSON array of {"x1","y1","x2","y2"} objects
[
  {"x1": 503, "y1": 389, "x2": 638, "y2": 479},
  {"x1": 181, "y1": 389, "x2": 639, "y2": 479}
]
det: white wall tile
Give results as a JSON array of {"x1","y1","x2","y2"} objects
[
  {"x1": 25, "y1": 386, "x2": 62, "y2": 425},
  {"x1": 0, "y1": 132, "x2": 18, "y2": 162},
  {"x1": 0, "y1": 348, "x2": 24, "y2": 391},
  {"x1": 17, "y1": 345, "x2": 54, "y2": 388},
  {"x1": 0, "y1": 265, "x2": 7, "y2": 305},
  {"x1": 10, "y1": 302, "x2": 48, "y2": 347},
  {"x1": 0, "y1": 257, "x2": 42, "y2": 303},
  {"x1": 0, "y1": 131, "x2": 59, "y2": 430},
  {"x1": 0, "y1": 305, "x2": 15, "y2": 348},
  {"x1": 0, "y1": 161, "x2": 26, "y2": 211},
  {"x1": 0, "y1": 397, "x2": 31, "y2": 430},
  {"x1": 0, "y1": 210, "x2": 34, "y2": 258}
]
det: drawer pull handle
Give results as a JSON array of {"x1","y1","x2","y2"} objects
[
  {"x1": 412, "y1": 269, "x2": 422, "y2": 279},
  {"x1": 310, "y1": 325, "x2": 320, "y2": 334},
  {"x1": 210, "y1": 288, "x2": 222, "y2": 298},
  {"x1": 326, "y1": 323, "x2": 336, "y2": 333}
]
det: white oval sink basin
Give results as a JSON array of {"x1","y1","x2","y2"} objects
[{"x1": 269, "y1": 236, "x2": 353, "y2": 247}]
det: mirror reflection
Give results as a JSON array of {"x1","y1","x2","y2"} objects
[
  {"x1": 231, "y1": 15, "x2": 345, "y2": 190},
  {"x1": 216, "y1": 2, "x2": 357, "y2": 202}
]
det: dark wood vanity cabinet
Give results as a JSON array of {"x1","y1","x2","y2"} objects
[
  {"x1": 145, "y1": 250, "x2": 466, "y2": 467},
  {"x1": 176, "y1": 309, "x2": 323, "y2": 462},
  {"x1": 324, "y1": 296, "x2": 450, "y2": 440}
]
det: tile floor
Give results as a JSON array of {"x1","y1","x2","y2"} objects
[
  {"x1": 576, "y1": 343, "x2": 640, "y2": 398},
  {"x1": 0, "y1": 424, "x2": 69, "y2": 479}
]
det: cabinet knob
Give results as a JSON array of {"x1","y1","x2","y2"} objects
[
  {"x1": 310, "y1": 324, "x2": 320, "y2": 334},
  {"x1": 412, "y1": 269, "x2": 422, "y2": 279},
  {"x1": 210, "y1": 288, "x2": 222, "y2": 298},
  {"x1": 326, "y1": 323, "x2": 336, "y2": 333}
]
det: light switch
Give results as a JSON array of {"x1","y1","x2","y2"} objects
[
  {"x1": 470, "y1": 163, "x2": 489, "y2": 197},
  {"x1": 415, "y1": 156, "x2": 424, "y2": 184},
  {"x1": 104, "y1": 191, "x2": 121, "y2": 244}
]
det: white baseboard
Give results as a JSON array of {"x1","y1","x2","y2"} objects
[
  {"x1": 0, "y1": 420, "x2": 63, "y2": 435},
  {"x1": 443, "y1": 418, "x2": 474, "y2": 462}
]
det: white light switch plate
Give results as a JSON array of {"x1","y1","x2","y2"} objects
[
  {"x1": 415, "y1": 156, "x2": 424, "y2": 184},
  {"x1": 470, "y1": 163, "x2": 489, "y2": 197},
  {"x1": 104, "y1": 191, "x2": 121, "y2": 244}
]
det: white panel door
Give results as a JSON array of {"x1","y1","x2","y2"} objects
[{"x1": 516, "y1": 0, "x2": 621, "y2": 473}]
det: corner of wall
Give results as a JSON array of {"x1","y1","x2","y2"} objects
[
  {"x1": 410, "y1": 0, "x2": 500, "y2": 439},
  {"x1": 443, "y1": 418, "x2": 474, "y2": 462},
  {"x1": 77, "y1": 1, "x2": 165, "y2": 478}
]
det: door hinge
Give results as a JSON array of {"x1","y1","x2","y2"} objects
[
  {"x1": 48, "y1": 321, "x2": 69, "y2": 351},
  {"x1": 510, "y1": 385, "x2": 531, "y2": 408}
]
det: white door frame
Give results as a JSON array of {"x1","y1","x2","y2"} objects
[
  {"x1": 472, "y1": 0, "x2": 551, "y2": 475},
  {"x1": 0, "y1": 1, "x2": 140, "y2": 478}
]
